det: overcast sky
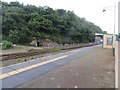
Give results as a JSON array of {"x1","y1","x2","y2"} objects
[{"x1": 2, "y1": 0, "x2": 120, "y2": 34}]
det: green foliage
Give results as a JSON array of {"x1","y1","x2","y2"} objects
[
  {"x1": 8, "y1": 29, "x2": 20, "y2": 43},
  {"x1": 103, "y1": 31, "x2": 107, "y2": 34},
  {"x1": 2, "y1": 1, "x2": 103, "y2": 44},
  {"x1": 8, "y1": 29, "x2": 32, "y2": 44},
  {"x1": 2, "y1": 40, "x2": 13, "y2": 49}
]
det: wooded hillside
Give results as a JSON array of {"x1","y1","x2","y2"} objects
[{"x1": 2, "y1": 1, "x2": 103, "y2": 44}]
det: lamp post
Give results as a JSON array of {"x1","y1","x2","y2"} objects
[
  {"x1": 103, "y1": 4, "x2": 116, "y2": 53},
  {"x1": 103, "y1": 4, "x2": 117, "y2": 88}
]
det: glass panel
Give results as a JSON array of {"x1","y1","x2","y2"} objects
[{"x1": 107, "y1": 38, "x2": 113, "y2": 45}]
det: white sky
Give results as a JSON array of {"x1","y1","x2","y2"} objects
[{"x1": 2, "y1": 0, "x2": 120, "y2": 34}]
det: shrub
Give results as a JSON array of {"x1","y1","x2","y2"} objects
[{"x1": 1, "y1": 40, "x2": 13, "y2": 50}]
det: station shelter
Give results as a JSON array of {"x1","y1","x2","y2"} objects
[{"x1": 95, "y1": 33, "x2": 117, "y2": 49}]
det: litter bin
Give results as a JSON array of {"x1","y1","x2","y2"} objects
[{"x1": 112, "y1": 47, "x2": 115, "y2": 55}]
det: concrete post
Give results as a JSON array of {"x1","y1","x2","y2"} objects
[{"x1": 116, "y1": 1, "x2": 120, "y2": 88}]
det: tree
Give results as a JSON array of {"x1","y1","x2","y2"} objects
[{"x1": 2, "y1": 1, "x2": 103, "y2": 44}]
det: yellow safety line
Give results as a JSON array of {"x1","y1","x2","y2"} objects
[{"x1": 0, "y1": 55, "x2": 68, "y2": 79}]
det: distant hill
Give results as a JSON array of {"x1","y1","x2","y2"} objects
[{"x1": 2, "y1": 1, "x2": 103, "y2": 44}]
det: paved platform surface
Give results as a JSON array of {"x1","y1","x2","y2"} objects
[
  {"x1": 1, "y1": 45, "x2": 97, "y2": 88},
  {"x1": 16, "y1": 45, "x2": 115, "y2": 88}
]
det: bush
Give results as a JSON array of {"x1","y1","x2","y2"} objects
[{"x1": 1, "y1": 40, "x2": 13, "y2": 50}]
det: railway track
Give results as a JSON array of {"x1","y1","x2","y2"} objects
[
  {"x1": 0, "y1": 43, "x2": 100, "y2": 61},
  {"x1": 0, "y1": 50, "x2": 50, "y2": 61}
]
